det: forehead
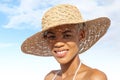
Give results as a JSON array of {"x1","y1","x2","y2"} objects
[{"x1": 47, "y1": 24, "x2": 78, "y2": 32}]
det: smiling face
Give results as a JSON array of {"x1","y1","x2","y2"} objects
[{"x1": 44, "y1": 24, "x2": 84, "y2": 64}]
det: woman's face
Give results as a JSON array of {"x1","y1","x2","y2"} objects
[{"x1": 45, "y1": 25, "x2": 84, "y2": 64}]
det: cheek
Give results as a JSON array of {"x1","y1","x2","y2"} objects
[
  {"x1": 68, "y1": 41, "x2": 79, "y2": 53},
  {"x1": 48, "y1": 44, "x2": 55, "y2": 56},
  {"x1": 71, "y1": 38, "x2": 80, "y2": 48}
]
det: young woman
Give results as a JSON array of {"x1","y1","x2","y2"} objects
[{"x1": 21, "y1": 4, "x2": 111, "y2": 80}]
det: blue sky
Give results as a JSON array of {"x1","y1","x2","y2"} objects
[{"x1": 0, "y1": 0, "x2": 120, "y2": 80}]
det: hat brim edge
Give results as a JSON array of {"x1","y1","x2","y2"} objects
[{"x1": 21, "y1": 17, "x2": 111, "y2": 56}]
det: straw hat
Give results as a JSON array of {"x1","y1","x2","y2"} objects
[{"x1": 21, "y1": 4, "x2": 111, "y2": 56}]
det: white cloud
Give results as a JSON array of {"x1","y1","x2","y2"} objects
[
  {"x1": 0, "y1": 0, "x2": 44, "y2": 29},
  {"x1": 0, "y1": 0, "x2": 120, "y2": 30},
  {"x1": 0, "y1": 43, "x2": 15, "y2": 48}
]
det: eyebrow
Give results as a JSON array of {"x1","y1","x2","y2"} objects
[
  {"x1": 62, "y1": 30, "x2": 72, "y2": 34},
  {"x1": 44, "y1": 30, "x2": 72, "y2": 37},
  {"x1": 46, "y1": 31, "x2": 55, "y2": 35}
]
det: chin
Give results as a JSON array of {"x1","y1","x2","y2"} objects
[{"x1": 55, "y1": 57, "x2": 71, "y2": 65}]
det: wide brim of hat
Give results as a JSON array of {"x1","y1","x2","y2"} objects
[{"x1": 21, "y1": 17, "x2": 110, "y2": 56}]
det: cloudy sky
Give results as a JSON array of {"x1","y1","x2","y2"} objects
[{"x1": 0, "y1": 0, "x2": 120, "y2": 80}]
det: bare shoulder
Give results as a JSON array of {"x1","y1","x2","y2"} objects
[
  {"x1": 90, "y1": 69, "x2": 107, "y2": 80},
  {"x1": 76, "y1": 64, "x2": 107, "y2": 80},
  {"x1": 44, "y1": 70, "x2": 58, "y2": 80}
]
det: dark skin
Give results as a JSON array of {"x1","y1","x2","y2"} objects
[{"x1": 44, "y1": 24, "x2": 107, "y2": 80}]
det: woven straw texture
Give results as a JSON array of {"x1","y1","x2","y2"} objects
[{"x1": 21, "y1": 4, "x2": 111, "y2": 56}]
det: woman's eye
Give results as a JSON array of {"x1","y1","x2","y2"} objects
[
  {"x1": 63, "y1": 34, "x2": 72, "y2": 39},
  {"x1": 47, "y1": 35, "x2": 56, "y2": 40}
]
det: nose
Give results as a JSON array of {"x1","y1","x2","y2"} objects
[
  {"x1": 54, "y1": 36, "x2": 65, "y2": 48},
  {"x1": 54, "y1": 41, "x2": 65, "y2": 48}
]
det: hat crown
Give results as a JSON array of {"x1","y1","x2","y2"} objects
[{"x1": 42, "y1": 4, "x2": 83, "y2": 30}]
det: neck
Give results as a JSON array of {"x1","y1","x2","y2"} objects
[{"x1": 60, "y1": 55, "x2": 80, "y2": 78}]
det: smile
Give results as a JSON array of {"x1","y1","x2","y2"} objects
[{"x1": 54, "y1": 49, "x2": 68, "y2": 58}]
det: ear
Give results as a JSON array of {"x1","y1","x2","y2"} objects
[{"x1": 79, "y1": 29, "x2": 85, "y2": 41}]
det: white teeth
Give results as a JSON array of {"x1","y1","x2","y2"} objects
[
  {"x1": 55, "y1": 50, "x2": 68, "y2": 57},
  {"x1": 56, "y1": 50, "x2": 67, "y2": 54},
  {"x1": 58, "y1": 51, "x2": 63, "y2": 54}
]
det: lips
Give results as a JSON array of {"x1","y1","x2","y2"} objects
[{"x1": 54, "y1": 49, "x2": 68, "y2": 58}]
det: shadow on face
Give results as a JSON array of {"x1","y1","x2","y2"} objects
[{"x1": 43, "y1": 24, "x2": 85, "y2": 50}]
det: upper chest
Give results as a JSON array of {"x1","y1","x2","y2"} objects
[{"x1": 54, "y1": 70, "x2": 92, "y2": 80}]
